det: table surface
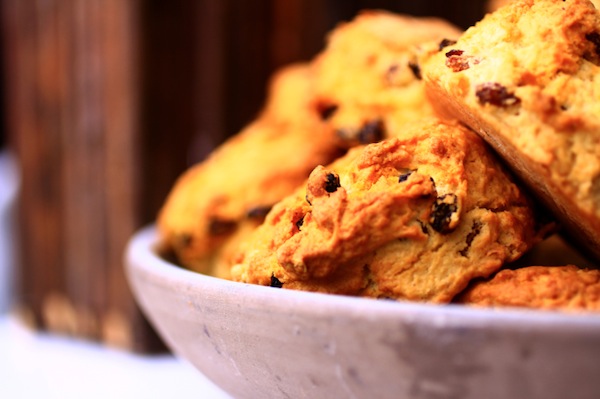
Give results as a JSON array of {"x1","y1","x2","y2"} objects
[{"x1": 0, "y1": 315, "x2": 233, "y2": 399}]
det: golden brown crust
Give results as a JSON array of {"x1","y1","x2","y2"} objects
[
  {"x1": 311, "y1": 10, "x2": 462, "y2": 146},
  {"x1": 230, "y1": 119, "x2": 550, "y2": 302},
  {"x1": 486, "y1": 0, "x2": 600, "y2": 13},
  {"x1": 422, "y1": 0, "x2": 600, "y2": 260},
  {"x1": 157, "y1": 64, "x2": 343, "y2": 275},
  {"x1": 457, "y1": 265, "x2": 600, "y2": 311}
]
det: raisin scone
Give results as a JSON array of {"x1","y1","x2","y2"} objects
[
  {"x1": 457, "y1": 265, "x2": 600, "y2": 311},
  {"x1": 230, "y1": 119, "x2": 552, "y2": 303},
  {"x1": 311, "y1": 10, "x2": 462, "y2": 147},
  {"x1": 421, "y1": 0, "x2": 600, "y2": 261},
  {"x1": 486, "y1": 0, "x2": 600, "y2": 13},
  {"x1": 157, "y1": 63, "x2": 343, "y2": 277}
]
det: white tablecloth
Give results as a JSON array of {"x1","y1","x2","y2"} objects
[{"x1": 0, "y1": 316, "x2": 232, "y2": 399}]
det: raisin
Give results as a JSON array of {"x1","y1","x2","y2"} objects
[
  {"x1": 417, "y1": 220, "x2": 429, "y2": 235},
  {"x1": 429, "y1": 194, "x2": 458, "y2": 233},
  {"x1": 586, "y1": 32, "x2": 600, "y2": 57},
  {"x1": 585, "y1": 31, "x2": 600, "y2": 64},
  {"x1": 357, "y1": 119, "x2": 385, "y2": 144},
  {"x1": 246, "y1": 205, "x2": 272, "y2": 219},
  {"x1": 398, "y1": 170, "x2": 414, "y2": 182},
  {"x1": 438, "y1": 38, "x2": 457, "y2": 51},
  {"x1": 459, "y1": 220, "x2": 482, "y2": 257},
  {"x1": 295, "y1": 215, "x2": 305, "y2": 231},
  {"x1": 336, "y1": 119, "x2": 385, "y2": 145},
  {"x1": 270, "y1": 274, "x2": 283, "y2": 288},
  {"x1": 445, "y1": 49, "x2": 464, "y2": 57},
  {"x1": 324, "y1": 172, "x2": 341, "y2": 193},
  {"x1": 316, "y1": 102, "x2": 338, "y2": 121},
  {"x1": 208, "y1": 218, "x2": 237, "y2": 235},
  {"x1": 476, "y1": 82, "x2": 521, "y2": 107},
  {"x1": 445, "y1": 49, "x2": 470, "y2": 72},
  {"x1": 408, "y1": 61, "x2": 422, "y2": 80}
]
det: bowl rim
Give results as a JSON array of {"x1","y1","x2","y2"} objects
[
  {"x1": 0, "y1": 150, "x2": 19, "y2": 210},
  {"x1": 126, "y1": 225, "x2": 600, "y2": 334}
]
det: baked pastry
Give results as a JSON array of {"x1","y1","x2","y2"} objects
[
  {"x1": 230, "y1": 119, "x2": 552, "y2": 303},
  {"x1": 421, "y1": 0, "x2": 600, "y2": 261},
  {"x1": 486, "y1": 0, "x2": 600, "y2": 13},
  {"x1": 457, "y1": 265, "x2": 600, "y2": 311},
  {"x1": 311, "y1": 10, "x2": 462, "y2": 146},
  {"x1": 157, "y1": 63, "x2": 343, "y2": 277}
]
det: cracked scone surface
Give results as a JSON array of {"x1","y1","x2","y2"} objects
[
  {"x1": 231, "y1": 119, "x2": 548, "y2": 303},
  {"x1": 311, "y1": 10, "x2": 462, "y2": 146},
  {"x1": 421, "y1": 0, "x2": 600, "y2": 260},
  {"x1": 458, "y1": 265, "x2": 600, "y2": 311},
  {"x1": 486, "y1": 0, "x2": 600, "y2": 13},
  {"x1": 157, "y1": 64, "x2": 342, "y2": 277}
]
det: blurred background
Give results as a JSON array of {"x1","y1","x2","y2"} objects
[
  {"x1": 0, "y1": 0, "x2": 488, "y2": 353},
  {"x1": 0, "y1": 0, "x2": 491, "y2": 397}
]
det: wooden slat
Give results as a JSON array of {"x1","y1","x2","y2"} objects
[
  {"x1": 138, "y1": 0, "x2": 198, "y2": 220},
  {"x1": 101, "y1": 0, "x2": 163, "y2": 351},
  {"x1": 3, "y1": 0, "x2": 67, "y2": 329},
  {"x1": 2, "y1": 0, "x2": 164, "y2": 352},
  {"x1": 269, "y1": 0, "x2": 337, "y2": 70},
  {"x1": 221, "y1": 0, "x2": 273, "y2": 137},
  {"x1": 60, "y1": 0, "x2": 107, "y2": 339},
  {"x1": 192, "y1": 1, "x2": 227, "y2": 164}
]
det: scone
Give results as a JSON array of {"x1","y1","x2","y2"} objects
[
  {"x1": 421, "y1": 0, "x2": 600, "y2": 260},
  {"x1": 157, "y1": 63, "x2": 343, "y2": 277},
  {"x1": 486, "y1": 0, "x2": 600, "y2": 13},
  {"x1": 230, "y1": 119, "x2": 552, "y2": 303},
  {"x1": 311, "y1": 10, "x2": 462, "y2": 146},
  {"x1": 457, "y1": 265, "x2": 600, "y2": 311}
]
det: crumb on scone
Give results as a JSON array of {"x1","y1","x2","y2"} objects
[
  {"x1": 230, "y1": 119, "x2": 552, "y2": 303},
  {"x1": 421, "y1": 0, "x2": 600, "y2": 261},
  {"x1": 457, "y1": 265, "x2": 600, "y2": 311}
]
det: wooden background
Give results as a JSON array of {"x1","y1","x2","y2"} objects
[{"x1": 1, "y1": 0, "x2": 487, "y2": 352}]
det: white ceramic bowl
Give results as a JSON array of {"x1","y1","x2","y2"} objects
[
  {"x1": 0, "y1": 150, "x2": 19, "y2": 314},
  {"x1": 125, "y1": 226, "x2": 600, "y2": 399}
]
